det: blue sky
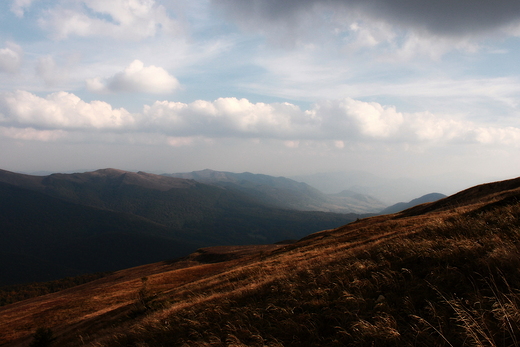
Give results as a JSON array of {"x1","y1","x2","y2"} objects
[{"x1": 1, "y1": 0, "x2": 520, "y2": 197}]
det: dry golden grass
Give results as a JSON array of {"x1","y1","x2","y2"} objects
[
  {"x1": 0, "y1": 245, "x2": 284, "y2": 346},
  {"x1": 2, "y1": 178, "x2": 520, "y2": 346}
]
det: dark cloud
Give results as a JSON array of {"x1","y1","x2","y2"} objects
[{"x1": 212, "y1": 0, "x2": 520, "y2": 37}]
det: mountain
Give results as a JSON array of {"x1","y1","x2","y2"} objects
[
  {"x1": 0, "y1": 181, "x2": 201, "y2": 286},
  {"x1": 0, "y1": 169, "x2": 360, "y2": 284},
  {"x1": 379, "y1": 192, "x2": 446, "y2": 214},
  {"x1": 166, "y1": 169, "x2": 386, "y2": 213},
  {"x1": 2, "y1": 176, "x2": 520, "y2": 346}
]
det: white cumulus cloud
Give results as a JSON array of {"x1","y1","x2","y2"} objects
[
  {"x1": 0, "y1": 90, "x2": 135, "y2": 129},
  {"x1": 87, "y1": 60, "x2": 180, "y2": 94},
  {"x1": 2, "y1": 91, "x2": 520, "y2": 148},
  {"x1": 141, "y1": 98, "x2": 310, "y2": 138},
  {"x1": 309, "y1": 98, "x2": 404, "y2": 139}
]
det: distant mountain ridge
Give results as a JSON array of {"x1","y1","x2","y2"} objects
[
  {"x1": 0, "y1": 168, "x2": 196, "y2": 195},
  {"x1": 165, "y1": 169, "x2": 386, "y2": 214},
  {"x1": 0, "y1": 168, "x2": 360, "y2": 285},
  {"x1": 379, "y1": 192, "x2": 446, "y2": 214}
]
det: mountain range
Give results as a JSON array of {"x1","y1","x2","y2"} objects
[
  {"x1": 166, "y1": 169, "x2": 387, "y2": 213},
  {"x1": 1, "y1": 175, "x2": 519, "y2": 346},
  {"x1": 0, "y1": 168, "x2": 362, "y2": 285}
]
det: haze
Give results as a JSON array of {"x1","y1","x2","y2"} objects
[{"x1": 1, "y1": 0, "x2": 520, "y2": 201}]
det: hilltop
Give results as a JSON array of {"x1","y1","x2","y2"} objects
[{"x1": 1, "y1": 176, "x2": 520, "y2": 346}]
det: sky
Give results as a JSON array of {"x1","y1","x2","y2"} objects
[{"x1": 1, "y1": 0, "x2": 520, "y2": 197}]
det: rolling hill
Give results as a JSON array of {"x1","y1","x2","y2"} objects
[
  {"x1": 1, "y1": 176, "x2": 520, "y2": 346},
  {"x1": 0, "y1": 169, "x2": 360, "y2": 285}
]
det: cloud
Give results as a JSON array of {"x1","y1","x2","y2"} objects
[
  {"x1": 113, "y1": 98, "x2": 520, "y2": 146},
  {"x1": 472, "y1": 126, "x2": 520, "y2": 145},
  {"x1": 166, "y1": 136, "x2": 197, "y2": 147},
  {"x1": 311, "y1": 98, "x2": 404, "y2": 139},
  {"x1": 0, "y1": 90, "x2": 135, "y2": 129},
  {"x1": 141, "y1": 98, "x2": 311, "y2": 138},
  {"x1": 38, "y1": 0, "x2": 180, "y2": 40},
  {"x1": 35, "y1": 56, "x2": 67, "y2": 86},
  {"x1": 0, "y1": 42, "x2": 23, "y2": 74},
  {"x1": 212, "y1": 0, "x2": 520, "y2": 38},
  {"x1": 86, "y1": 60, "x2": 180, "y2": 94},
  {"x1": 2, "y1": 91, "x2": 520, "y2": 148},
  {"x1": 284, "y1": 140, "x2": 300, "y2": 148},
  {"x1": 0, "y1": 126, "x2": 66, "y2": 142},
  {"x1": 10, "y1": 0, "x2": 34, "y2": 18},
  {"x1": 211, "y1": 0, "x2": 520, "y2": 60}
]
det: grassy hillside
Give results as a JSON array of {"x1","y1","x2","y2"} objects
[{"x1": 1, "y1": 177, "x2": 520, "y2": 346}]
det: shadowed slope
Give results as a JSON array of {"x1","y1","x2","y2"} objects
[
  {"x1": 0, "y1": 169, "x2": 44, "y2": 188},
  {"x1": 0, "y1": 169, "x2": 359, "y2": 238},
  {"x1": 0, "y1": 169, "x2": 359, "y2": 285},
  {"x1": 0, "y1": 182, "x2": 201, "y2": 285}
]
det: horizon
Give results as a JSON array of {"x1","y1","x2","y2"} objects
[
  {"x1": 1, "y1": 1, "x2": 520, "y2": 191},
  {"x1": 3, "y1": 165, "x2": 509, "y2": 205}
]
